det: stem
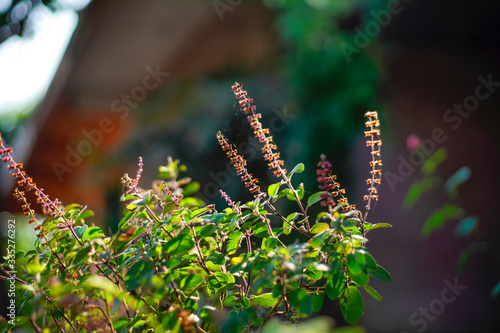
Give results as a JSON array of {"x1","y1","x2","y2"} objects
[
  {"x1": 259, "y1": 294, "x2": 286, "y2": 329},
  {"x1": 50, "y1": 311, "x2": 65, "y2": 333},
  {"x1": 29, "y1": 317, "x2": 43, "y2": 333},
  {"x1": 265, "y1": 192, "x2": 310, "y2": 237},
  {"x1": 189, "y1": 225, "x2": 212, "y2": 275},
  {"x1": 42, "y1": 290, "x2": 77, "y2": 331},
  {"x1": 280, "y1": 169, "x2": 310, "y2": 232}
]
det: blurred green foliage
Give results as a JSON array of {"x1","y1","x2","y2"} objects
[{"x1": 266, "y1": 0, "x2": 384, "y2": 171}]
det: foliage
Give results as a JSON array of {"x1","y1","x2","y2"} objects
[
  {"x1": 0, "y1": 0, "x2": 74, "y2": 44},
  {"x1": 403, "y1": 143, "x2": 499, "y2": 297},
  {"x1": 0, "y1": 84, "x2": 390, "y2": 332},
  {"x1": 265, "y1": 0, "x2": 383, "y2": 171}
]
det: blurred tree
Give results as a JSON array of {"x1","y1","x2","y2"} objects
[
  {"x1": 265, "y1": 0, "x2": 385, "y2": 191},
  {"x1": 0, "y1": 0, "x2": 88, "y2": 43},
  {"x1": 1, "y1": 0, "x2": 53, "y2": 43}
]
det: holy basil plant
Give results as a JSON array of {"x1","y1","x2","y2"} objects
[{"x1": 0, "y1": 83, "x2": 390, "y2": 332}]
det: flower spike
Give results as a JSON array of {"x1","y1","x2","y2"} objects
[
  {"x1": 316, "y1": 154, "x2": 355, "y2": 211},
  {"x1": 363, "y1": 111, "x2": 382, "y2": 217},
  {"x1": 231, "y1": 83, "x2": 286, "y2": 177},
  {"x1": 216, "y1": 131, "x2": 265, "y2": 199}
]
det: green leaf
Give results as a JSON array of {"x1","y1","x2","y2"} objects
[
  {"x1": 422, "y1": 148, "x2": 447, "y2": 175},
  {"x1": 312, "y1": 291, "x2": 324, "y2": 312},
  {"x1": 290, "y1": 163, "x2": 305, "y2": 174},
  {"x1": 227, "y1": 231, "x2": 243, "y2": 255},
  {"x1": 445, "y1": 166, "x2": 471, "y2": 194},
  {"x1": 224, "y1": 296, "x2": 237, "y2": 307},
  {"x1": 199, "y1": 224, "x2": 218, "y2": 237},
  {"x1": 82, "y1": 226, "x2": 104, "y2": 242},
  {"x1": 349, "y1": 270, "x2": 369, "y2": 286},
  {"x1": 85, "y1": 276, "x2": 122, "y2": 297},
  {"x1": 73, "y1": 225, "x2": 88, "y2": 240},
  {"x1": 326, "y1": 271, "x2": 346, "y2": 300},
  {"x1": 201, "y1": 213, "x2": 231, "y2": 224},
  {"x1": 296, "y1": 183, "x2": 305, "y2": 200},
  {"x1": 341, "y1": 286, "x2": 363, "y2": 324},
  {"x1": 346, "y1": 254, "x2": 362, "y2": 275},
  {"x1": 190, "y1": 206, "x2": 213, "y2": 219},
  {"x1": 311, "y1": 223, "x2": 329, "y2": 234},
  {"x1": 362, "y1": 285, "x2": 383, "y2": 301},
  {"x1": 305, "y1": 265, "x2": 323, "y2": 282},
  {"x1": 76, "y1": 209, "x2": 94, "y2": 221},
  {"x1": 121, "y1": 194, "x2": 139, "y2": 202},
  {"x1": 73, "y1": 246, "x2": 92, "y2": 265},
  {"x1": 307, "y1": 191, "x2": 327, "y2": 207},
  {"x1": 253, "y1": 222, "x2": 270, "y2": 238},
  {"x1": 163, "y1": 234, "x2": 195, "y2": 256},
  {"x1": 365, "y1": 223, "x2": 392, "y2": 231},
  {"x1": 241, "y1": 296, "x2": 250, "y2": 308},
  {"x1": 455, "y1": 216, "x2": 478, "y2": 237},
  {"x1": 403, "y1": 178, "x2": 435, "y2": 209},
  {"x1": 118, "y1": 210, "x2": 135, "y2": 229},
  {"x1": 311, "y1": 230, "x2": 328, "y2": 249},
  {"x1": 268, "y1": 182, "x2": 282, "y2": 198},
  {"x1": 180, "y1": 197, "x2": 204, "y2": 207},
  {"x1": 199, "y1": 306, "x2": 216, "y2": 320},
  {"x1": 249, "y1": 293, "x2": 279, "y2": 308},
  {"x1": 25, "y1": 257, "x2": 43, "y2": 275},
  {"x1": 288, "y1": 288, "x2": 311, "y2": 314},
  {"x1": 208, "y1": 272, "x2": 235, "y2": 291},
  {"x1": 368, "y1": 265, "x2": 391, "y2": 282},
  {"x1": 125, "y1": 260, "x2": 154, "y2": 290},
  {"x1": 422, "y1": 204, "x2": 464, "y2": 237},
  {"x1": 261, "y1": 237, "x2": 277, "y2": 250},
  {"x1": 182, "y1": 181, "x2": 200, "y2": 196},
  {"x1": 180, "y1": 274, "x2": 204, "y2": 289},
  {"x1": 207, "y1": 252, "x2": 226, "y2": 265},
  {"x1": 283, "y1": 219, "x2": 291, "y2": 235},
  {"x1": 277, "y1": 188, "x2": 295, "y2": 201},
  {"x1": 364, "y1": 253, "x2": 377, "y2": 271}
]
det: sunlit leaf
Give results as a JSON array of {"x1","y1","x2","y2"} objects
[
  {"x1": 199, "y1": 224, "x2": 218, "y2": 237},
  {"x1": 311, "y1": 223, "x2": 329, "y2": 234},
  {"x1": 249, "y1": 293, "x2": 279, "y2": 309},
  {"x1": 297, "y1": 183, "x2": 305, "y2": 200},
  {"x1": 227, "y1": 231, "x2": 243, "y2": 255},
  {"x1": 290, "y1": 163, "x2": 305, "y2": 174},
  {"x1": 307, "y1": 191, "x2": 327, "y2": 207},
  {"x1": 163, "y1": 234, "x2": 195, "y2": 256},
  {"x1": 82, "y1": 226, "x2": 104, "y2": 242},
  {"x1": 182, "y1": 181, "x2": 200, "y2": 196},
  {"x1": 268, "y1": 182, "x2": 282, "y2": 198},
  {"x1": 362, "y1": 285, "x2": 383, "y2": 301}
]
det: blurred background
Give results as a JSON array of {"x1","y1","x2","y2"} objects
[{"x1": 1, "y1": 0, "x2": 500, "y2": 332}]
